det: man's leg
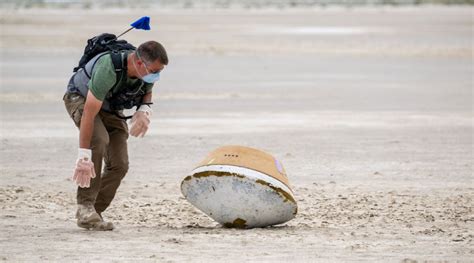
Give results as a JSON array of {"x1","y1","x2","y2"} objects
[
  {"x1": 94, "y1": 112, "x2": 129, "y2": 214},
  {"x1": 64, "y1": 93, "x2": 110, "y2": 229},
  {"x1": 75, "y1": 115, "x2": 111, "y2": 230}
]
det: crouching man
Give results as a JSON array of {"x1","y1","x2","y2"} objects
[{"x1": 63, "y1": 41, "x2": 168, "y2": 230}]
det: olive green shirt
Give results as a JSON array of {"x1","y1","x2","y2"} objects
[{"x1": 88, "y1": 52, "x2": 153, "y2": 101}]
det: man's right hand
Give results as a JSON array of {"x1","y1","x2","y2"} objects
[{"x1": 73, "y1": 148, "x2": 96, "y2": 188}]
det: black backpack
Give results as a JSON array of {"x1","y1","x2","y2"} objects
[
  {"x1": 73, "y1": 33, "x2": 149, "y2": 119},
  {"x1": 73, "y1": 33, "x2": 136, "y2": 73}
]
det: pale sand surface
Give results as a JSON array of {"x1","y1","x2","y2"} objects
[{"x1": 0, "y1": 6, "x2": 473, "y2": 262}]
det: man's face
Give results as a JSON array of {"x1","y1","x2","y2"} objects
[{"x1": 136, "y1": 53, "x2": 165, "y2": 77}]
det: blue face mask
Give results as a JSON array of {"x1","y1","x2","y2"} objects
[
  {"x1": 142, "y1": 72, "x2": 160, "y2": 83},
  {"x1": 134, "y1": 51, "x2": 162, "y2": 83}
]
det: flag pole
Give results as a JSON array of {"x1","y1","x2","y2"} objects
[{"x1": 115, "y1": 27, "x2": 134, "y2": 39}]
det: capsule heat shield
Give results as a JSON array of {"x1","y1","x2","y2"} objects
[{"x1": 181, "y1": 145, "x2": 297, "y2": 228}]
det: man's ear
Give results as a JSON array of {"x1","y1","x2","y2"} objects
[{"x1": 134, "y1": 53, "x2": 141, "y2": 64}]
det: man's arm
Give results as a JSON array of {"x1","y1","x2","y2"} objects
[
  {"x1": 142, "y1": 92, "x2": 152, "y2": 105},
  {"x1": 72, "y1": 90, "x2": 102, "y2": 188},
  {"x1": 79, "y1": 90, "x2": 103, "y2": 149}
]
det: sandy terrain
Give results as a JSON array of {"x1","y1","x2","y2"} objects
[{"x1": 0, "y1": 6, "x2": 473, "y2": 262}]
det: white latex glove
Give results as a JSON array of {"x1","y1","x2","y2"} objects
[
  {"x1": 73, "y1": 148, "x2": 96, "y2": 188},
  {"x1": 129, "y1": 105, "x2": 152, "y2": 138}
]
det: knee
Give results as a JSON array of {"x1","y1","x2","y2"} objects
[
  {"x1": 90, "y1": 134, "x2": 109, "y2": 153},
  {"x1": 113, "y1": 161, "x2": 129, "y2": 178}
]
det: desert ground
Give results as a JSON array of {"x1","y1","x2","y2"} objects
[{"x1": 0, "y1": 5, "x2": 473, "y2": 262}]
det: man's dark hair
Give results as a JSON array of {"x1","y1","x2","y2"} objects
[{"x1": 137, "y1": 41, "x2": 168, "y2": 65}]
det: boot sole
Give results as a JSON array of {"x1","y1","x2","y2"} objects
[{"x1": 90, "y1": 221, "x2": 114, "y2": 231}]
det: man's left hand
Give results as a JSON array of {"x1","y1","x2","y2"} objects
[{"x1": 130, "y1": 105, "x2": 152, "y2": 137}]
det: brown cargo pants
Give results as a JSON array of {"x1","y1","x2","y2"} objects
[{"x1": 63, "y1": 92, "x2": 129, "y2": 214}]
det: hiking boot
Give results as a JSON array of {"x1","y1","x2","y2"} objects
[
  {"x1": 90, "y1": 220, "x2": 114, "y2": 231},
  {"x1": 76, "y1": 204, "x2": 102, "y2": 229}
]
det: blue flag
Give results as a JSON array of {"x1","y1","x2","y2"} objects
[{"x1": 131, "y1": 16, "x2": 151, "y2": 31}]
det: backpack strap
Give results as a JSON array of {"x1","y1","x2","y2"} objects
[
  {"x1": 108, "y1": 50, "x2": 134, "y2": 120},
  {"x1": 110, "y1": 50, "x2": 127, "y2": 89}
]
